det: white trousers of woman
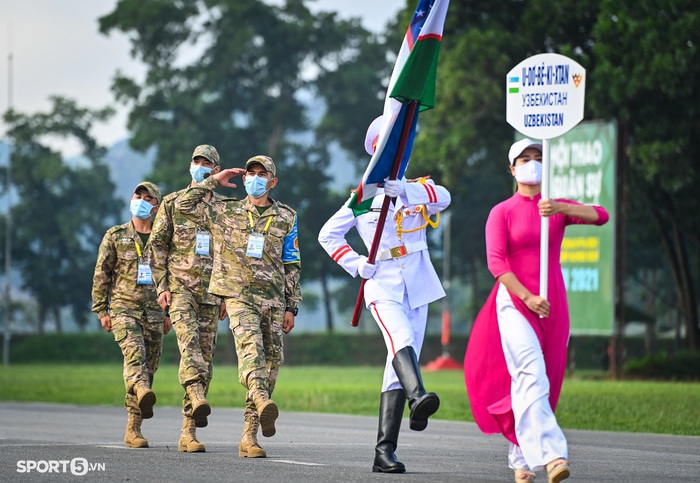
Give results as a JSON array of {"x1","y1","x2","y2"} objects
[
  {"x1": 496, "y1": 283, "x2": 568, "y2": 471},
  {"x1": 369, "y1": 295, "x2": 428, "y2": 392}
]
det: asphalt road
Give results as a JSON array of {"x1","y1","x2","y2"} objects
[{"x1": 0, "y1": 402, "x2": 698, "y2": 482}]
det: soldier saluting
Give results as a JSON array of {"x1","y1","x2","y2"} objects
[{"x1": 175, "y1": 155, "x2": 301, "y2": 458}]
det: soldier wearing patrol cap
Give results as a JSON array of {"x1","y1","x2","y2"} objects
[
  {"x1": 318, "y1": 117, "x2": 451, "y2": 473},
  {"x1": 175, "y1": 155, "x2": 301, "y2": 458},
  {"x1": 92, "y1": 181, "x2": 171, "y2": 449},
  {"x1": 150, "y1": 144, "x2": 228, "y2": 452}
]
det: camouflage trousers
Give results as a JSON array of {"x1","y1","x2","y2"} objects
[
  {"x1": 225, "y1": 297, "x2": 284, "y2": 420},
  {"x1": 111, "y1": 310, "x2": 164, "y2": 415},
  {"x1": 170, "y1": 292, "x2": 219, "y2": 417}
]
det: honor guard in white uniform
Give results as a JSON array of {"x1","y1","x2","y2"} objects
[{"x1": 318, "y1": 118, "x2": 451, "y2": 474}]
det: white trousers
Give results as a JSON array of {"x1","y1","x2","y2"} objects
[
  {"x1": 496, "y1": 283, "x2": 568, "y2": 471},
  {"x1": 369, "y1": 295, "x2": 428, "y2": 392}
]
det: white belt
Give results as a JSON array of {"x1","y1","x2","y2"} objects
[{"x1": 375, "y1": 240, "x2": 428, "y2": 261}]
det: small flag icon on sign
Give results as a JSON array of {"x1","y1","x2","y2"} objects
[{"x1": 508, "y1": 76, "x2": 519, "y2": 94}]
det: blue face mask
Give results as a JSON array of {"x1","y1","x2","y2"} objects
[
  {"x1": 190, "y1": 164, "x2": 213, "y2": 183},
  {"x1": 130, "y1": 199, "x2": 154, "y2": 220},
  {"x1": 244, "y1": 175, "x2": 270, "y2": 198}
]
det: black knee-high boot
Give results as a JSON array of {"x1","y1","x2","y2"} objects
[
  {"x1": 372, "y1": 389, "x2": 406, "y2": 473},
  {"x1": 392, "y1": 346, "x2": 440, "y2": 431}
]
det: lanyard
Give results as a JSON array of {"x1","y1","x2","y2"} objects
[
  {"x1": 248, "y1": 211, "x2": 273, "y2": 233},
  {"x1": 134, "y1": 240, "x2": 143, "y2": 258},
  {"x1": 395, "y1": 205, "x2": 440, "y2": 241}
]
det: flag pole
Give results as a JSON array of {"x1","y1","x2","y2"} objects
[
  {"x1": 351, "y1": 100, "x2": 419, "y2": 327},
  {"x1": 3, "y1": 23, "x2": 13, "y2": 366}
]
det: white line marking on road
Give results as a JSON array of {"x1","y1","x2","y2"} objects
[{"x1": 269, "y1": 459, "x2": 326, "y2": 466}]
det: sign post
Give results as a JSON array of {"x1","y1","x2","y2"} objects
[{"x1": 506, "y1": 53, "x2": 586, "y2": 299}]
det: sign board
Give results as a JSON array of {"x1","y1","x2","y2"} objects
[
  {"x1": 549, "y1": 121, "x2": 616, "y2": 335},
  {"x1": 506, "y1": 53, "x2": 586, "y2": 139}
]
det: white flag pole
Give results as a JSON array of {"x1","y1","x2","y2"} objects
[{"x1": 539, "y1": 137, "x2": 550, "y2": 301}]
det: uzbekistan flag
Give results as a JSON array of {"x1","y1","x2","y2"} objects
[{"x1": 349, "y1": 0, "x2": 450, "y2": 215}]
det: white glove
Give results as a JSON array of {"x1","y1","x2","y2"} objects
[
  {"x1": 383, "y1": 178, "x2": 406, "y2": 198},
  {"x1": 358, "y1": 256, "x2": 377, "y2": 279}
]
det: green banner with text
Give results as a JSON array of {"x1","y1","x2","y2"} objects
[
  {"x1": 517, "y1": 121, "x2": 616, "y2": 334},
  {"x1": 549, "y1": 120, "x2": 616, "y2": 335}
]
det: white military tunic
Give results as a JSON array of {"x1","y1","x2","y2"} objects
[{"x1": 318, "y1": 179, "x2": 451, "y2": 391}]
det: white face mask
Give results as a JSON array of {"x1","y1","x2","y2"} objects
[{"x1": 514, "y1": 160, "x2": 542, "y2": 185}]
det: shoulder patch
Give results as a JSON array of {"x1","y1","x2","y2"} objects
[
  {"x1": 163, "y1": 189, "x2": 185, "y2": 204},
  {"x1": 276, "y1": 201, "x2": 297, "y2": 216},
  {"x1": 211, "y1": 191, "x2": 232, "y2": 202},
  {"x1": 106, "y1": 223, "x2": 128, "y2": 235}
]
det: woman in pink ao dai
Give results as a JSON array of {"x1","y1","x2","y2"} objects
[{"x1": 464, "y1": 139, "x2": 609, "y2": 483}]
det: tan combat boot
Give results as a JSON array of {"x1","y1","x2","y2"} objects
[
  {"x1": 134, "y1": 382, "x2": 156, "y2": 419},
  {"x1": 185, "y1": 382, "x2": 211, "y2": 428},
  {"x1": 124, "y1": 413, "x2": 149, "y2": 448},
  {"x1": 239, "y1": 416, "x2": 266, "y2": 458},
  {"x1": 178, "y1": 416, "x2": 206, "y2": 452},
  {"x1": 251, "y1": 390, "x2": 278, "y2": 438}
]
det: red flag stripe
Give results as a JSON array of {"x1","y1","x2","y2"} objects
[
  {"x1": 417, "y1": 33, "x2": 442, "y2": 42},
  {"x1": 332, "y1": 245, "x2": 352, "y2": 262}
]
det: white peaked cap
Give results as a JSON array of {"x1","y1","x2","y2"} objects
[
  {"x1": 508, "y1": 138, "x2": 543, "y2": 165},
  {"x1": 364, "y1": 115, "x2": 383, "y2": 155}
]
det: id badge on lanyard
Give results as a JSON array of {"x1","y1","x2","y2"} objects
[
  {"x1": 246, "y1": 232, "x2": 265, "y2": 258},
  {"x1": 134, "y1": 240, "x2": 153, "y2": 284},
  {"x1": 195, "y1": 230, "x2": 211, "y2": 256},
  {"x1": 137, "y1": 261, "x2": 153, "y2": 284},
  {"x1": 246, "y1": 211, "x2": 272, "y2": 259}
]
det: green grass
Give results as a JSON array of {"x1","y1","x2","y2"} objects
[{"x1": 1, "y1": 364, "x2": 698, "y2": 436}]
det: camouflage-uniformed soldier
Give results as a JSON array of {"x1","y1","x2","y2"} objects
[
  {"x1": 150, "y1": 144, "x2": 228, "y2": 453},
  {"x1": 175, "y1": 156, "x2": 301, "y2": 458},
  {"x1": 92, "y1": 181, "x2": 171, "y2": 449}
]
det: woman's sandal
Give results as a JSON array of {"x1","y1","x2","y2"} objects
[
  {"x1": 546, "y1": 458, "x2": 571, "y2": 483},
  {"x1": 515, "y1": 468, "x2": 536, "y2": 483}
]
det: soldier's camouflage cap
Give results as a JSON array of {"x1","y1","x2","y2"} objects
[
  {"x1": 245, "y1": 155, "x2": 276, "y2": 176},
  {"x1": 134, "y1": 181, "x2": 162, "y2": 204},
  {"x1": 192, "y1": 144, "x2": 220, "y2": 166}
]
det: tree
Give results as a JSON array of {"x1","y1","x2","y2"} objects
[
  {"x1": 406, "y1": 0, "x2": 699, "y2": 351},
  {"x1": 403, "y1": 1, "x2": 598, "y2": 321},
  {"x1": 99, "y1": 0, "x2": 375, "y2": 189},
  {"x1": 314, "y1": 28, "x2": 396, "y2": 170},
  {"x1": 0, "y1": 97, "x2": 120, "y2": 333},
  {"x1": 589, "y1": 0, "x2": 700, "y2": 350}
]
